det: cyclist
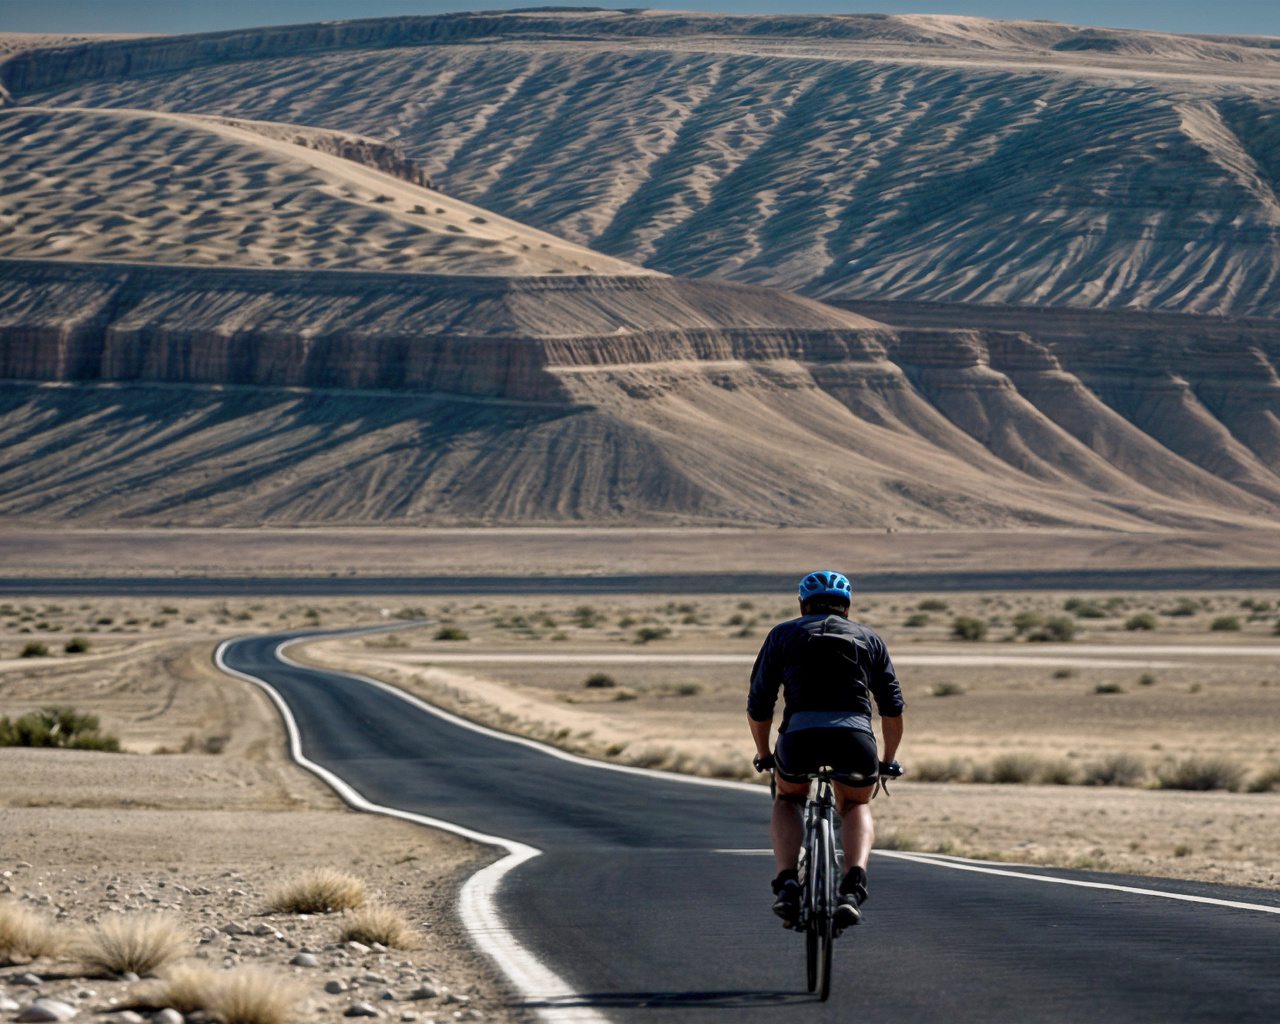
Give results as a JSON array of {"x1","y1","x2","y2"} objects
[{"x1": 747, "y1": 570, "x2": 905, "y2": 930}]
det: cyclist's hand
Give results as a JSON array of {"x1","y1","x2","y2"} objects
[
  {"x1": 753, "y1": 752, "x2": 776, "y2": 773},
  {"x1": 879, "y1": 760, "x2": 904, "y2": 778}
]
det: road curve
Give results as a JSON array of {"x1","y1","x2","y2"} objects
[{"x1": 219, "y1": 628, "x2": 1280, "y2": 1024}]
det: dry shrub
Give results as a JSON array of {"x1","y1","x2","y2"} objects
[
  {"x1": 1157, "y1": 756, "x2": 1247, "y2": 792},
  {"x1": 75, "y1": 914, "x2": 187, "y2": 976},
  {"x1": 0, "y1": 901, "x2": 68, "y2": 962},
  {"x1": 1038, "y1": 759, "x2": 1079, "y2": 786},
  {"x1": 267, "y1": 868, "x2": 365, "y2": 915},
  {"x1": 1248, "y1": 764, "x2": 1280, "y2": 793},
  {"x1": 990, "y1": 753, "x2": 1043, "y2": 784},
  {"x1": 338, "y1": 903, "x2": 420, "y2": 949},
  {"x1": 913, "y1": 758, "x2": 970, "y2": 782},
  {"x1": 874, "y1": 830, "x2": 919, "y2": 851},
  {"x1": 1082, "y1": 753, "x2": 1148, "y2": 787},
  {"x1": 133, "y1": 962, "x2": 220, "y2": 1013},
  {"x1": 211, "y1": 968, "x2": 300, "y2": 1024}
]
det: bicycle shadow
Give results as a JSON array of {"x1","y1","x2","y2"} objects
[{"x1": 527, "y1": 990, "x2": 813, "y2": 1009}]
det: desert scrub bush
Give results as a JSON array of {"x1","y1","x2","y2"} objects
[
  {"x1": 950, "y1": 616, "x2": 987, "y2": 641},
  {"x1": 0, "y1": 901, "x2": 68, "y2": 962},
  {"x1": 1028, "y1": 616, "x2": 1076, "y2": 642},
  {"x1": 338, "y1": 903, "x2": 420, "y2": 949},
  {"x1": 1164, "y1": 597, "x2": 1199, "y2": 617},
  {"x1": 917, "y1": 598, "x2": 948, "y2": 611},
  {"x1": 1210, "y1": 616, "x2": 1241, "y2": 632},
  {"x1": 1137, "y1": 673, "x2": 1157, "y2": 687},
  {"x1": 1081, "y1": 753, "x2": 1148, "y2": 787},
  {"x1": 930, "y1": 681, "x2": 964, "y2": 697},
  {"x1": 133, "y1": 963, "x2": 220, "y2": 1013},
  {"x1": 572, "y1": 606, "x2": 603, "y2": 628},
  {"x1": 634, "y1": 626, "x2": 671, "y2": 644},
  {"x1": 903, "y1": 613, "x2": 930, "y2": 627},
  {"x1": 874, "y1": 830, "x2": 919, "y2": 851},
  {"x1": 433, "y1": 626, "x2": 468, "y2": 641},
  {"x1": 211, "y1": 968, "x2": 300, "y2": 1024},
  {"x1": 1093, "y1": 682, "x2": 1125, "y2": 694},
  {"x1": 267, "y1": 868, "x2": 365, "y2": 914},
  {"x1": 1247, "y1": 765, "x2": 1280, "y2": 793},
  {"x1": 393, "y1": 607, "x2": 426, "y2": 620},
  {"x1": 1038, "y1": 759, "x2": 1080, "y2": 785},
  {"x1": 990, "y1": 753, "x2": 1043, "y2": 784},
  {"x1": 75, "y1": 914, "x2": 187, "y2": 977},
  {"x1": 1064, "y1": 597, "x2": 1106, "y2": 618},
  {"x1": 0, "y1": 706, "x2": 120, "y2": 751},
  {"x1": 912, "y1": 758, "x2": 969, "y2": 782},
  {"x1": 1125, "y1": 613, "x2": 1157, "y2": 631},
  {"x1": 1157, "y1": 756, "x2": 1247, "y2": 792},
  {"x1": 1011, "y1": 610, "x2": 1044, "y2": 634},
  {"x1": 63, "y1": 636, "x2": 90, "y2": 653},
  {"x1": 19, "y1": 641, "x2": 48, "y2": 658},
  {"x1": 583, "y1": 673, "x2": 616, "y2": 689}
]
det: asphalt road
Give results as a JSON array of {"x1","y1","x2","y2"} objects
[
  {"x1": 220, "y1": 630, "x2": 1280, "y2": 1023},
  {"x1": 12, "y1": 565, "x2": 1280, "y2": 595}
]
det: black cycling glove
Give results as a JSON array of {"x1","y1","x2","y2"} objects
[
  {"x1": 879, "y1": 760, "x2": 904, "y2": 778},
  {"x1": 753, "y1": 753, "x2": 776, "y2": 773}
]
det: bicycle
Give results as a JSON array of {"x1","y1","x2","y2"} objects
[{"x1": 795, "y1": 766, "x2": 841, "y2": 1001}]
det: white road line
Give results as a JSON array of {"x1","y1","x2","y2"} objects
[
  {"x1": 214, "y1": 639, "x2": 611, "y2": 1024},
  {"x1": 875, "y1": 850, "x2": 1280, "y2": 916}
]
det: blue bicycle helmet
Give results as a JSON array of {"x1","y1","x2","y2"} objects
[{"x1": 798, "y1": 570, "x2": 852, "y2": 602}]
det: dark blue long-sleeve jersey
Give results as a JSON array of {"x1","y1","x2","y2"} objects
[{"x1": 747, "y1": 613, "x2": 905, "y2": 733}]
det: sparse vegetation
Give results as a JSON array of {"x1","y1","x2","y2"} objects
[
  {"x1": 1165, "y1": 597, "x2": 1199, "y2": 617},
  {"x1": 1064, "y1": 598, "x2": 1106, "y2": 618},
  {"x1": 1247, "y1": 765, "x2": 1280, "y2": 793},
  {"x1": 0, "y1": 901, "x2": 68, "y2": 963},
  {"x1": 433, "y1": 626, "x2": 469, "y2": 641},
  {"x1": 393, "y1": 607, "x2": 426, "y2": 620},
  {"x1": 1012, "y1": 610, "x2": 1044, "y2": 634},
  {"x1": 0, "y1": 706, "x2": 120, "y2": 751},
  {"x1": 1137, "y1": 673, "x2": 1156, "y2": 687},
  {"x1": 1125, "y1": 613, "x2": 1157, "y2": 631},
  {"x1": 75, "y1": 914, "x2": 187, "y2": 976},
  {"x1": 1157, "y1": 756, "x2": 1247, "y2": 792},
  {"x1": 64, "y1": 636, "x2": 91, "y2": 653},
  {"x1": 990, "y1": 753, "x2": 1043, "y2": 784},
  {"x1": 19, "y1": 641, "x2": 48, "y2": 658},
  {"x1": 903, "y1": 613, "x2": 930, "y2": 627},
  {"x1": 931, "y1": 681, "x2": 964, "y2": 697},
  {"x1": 1081, "y1": 753, "x2": 1148, "y2": 787},
  {"x1": 134, "y1": 963, "x2": 220, "y2": 1013},
  {"x1": 1052, "y1": 667, "x2": 1076, "y2": 679},
  {"x1": 917, "y1": 598, "x2": 948, "y2": 611},
  {"x1": 211, "y1": 968, "x2": 301, "y2": 1024},
  {"x1": 572, "y1": 606, "x2": 603, "y2": 628},
  {"x1": 634, "y1": 626, "x2": 671, "y2": 644},
  {"x1": 338, "y1": 903, "x2": 419, "y2": 949},
  {"x1": 267, "y1": 868, "x2": 365, "y2": 914},
  {"x1": 1094, "y1": 682, "x2": 1125, "y2": 694},
  {"x1": 1210, "y1": 616, "x2": 1241, "y2": 632},
  {"x1": 1027, "y1": 616, "x2": 1076, "y2": 642},
  {"x1": 950, "y1": 616, "x2": 986, "y2": 641},
  {"x1": 583, "y1": 673, "x2": 616, "y2": 689}
]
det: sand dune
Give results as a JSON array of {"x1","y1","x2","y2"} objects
[
  {"x1": 0, "y1": 105, "x2": 651, "y2": 276},
  {"x1": 9, "y1": 12, "x2": 1280, "y2": 314}
]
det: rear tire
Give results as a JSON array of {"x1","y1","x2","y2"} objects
[
  {"x1": 814, "y1": 817, "x2": 834, "y2": 1001},
  {"x1": 802, "y1": 839, "x2": 817, "y2": 992}
]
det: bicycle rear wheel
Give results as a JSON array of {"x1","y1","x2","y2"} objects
[
  {"x1": 813, "y1": 817, "x2": 835, "y2": 1002},
  {"x1": 801, "y1": 842, "x2": 818, "y2": 992}
]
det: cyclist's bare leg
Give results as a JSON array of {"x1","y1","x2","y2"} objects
[
  {"x1": 771, "y1": 775, "x2": 809, "y2": 873},
  {"x1": 833, "y1": 781, "x2": 875, "y2": 870}
]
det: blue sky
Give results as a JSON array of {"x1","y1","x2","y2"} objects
[{"x1": 1, "y1": 0, "x2": 1278, "y2": 37}]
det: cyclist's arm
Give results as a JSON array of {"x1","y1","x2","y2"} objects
[
  {"x1": 748, "y1": 714, "x2": 773, "y2": 760},
  {"x1": 879, "y1": 713, "x2": 903, "y2": 764}
]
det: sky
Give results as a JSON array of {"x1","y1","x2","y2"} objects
[{"x1": 2, "y1": 0, "x2": 1279, "y2": 38}]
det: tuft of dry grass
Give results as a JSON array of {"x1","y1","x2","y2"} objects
[
  {"x1": 132, "y1": 962, "x2": 220, "y2": 1013},
  {"x1": 75, "y1": 914, "x2": 187, "y2": 977},
  {"x1": 210, "y1": 968, "x2": 300, "y2": 1024},
  {"x1": 266, "y1": 868, "x2": 365, "y2": 915},
  {"x1": 337, "y1": 902, "x2": 420, "y2": 949},
  {"x1": 0, "y1": 901, "x2": 69, "y2": 962}
]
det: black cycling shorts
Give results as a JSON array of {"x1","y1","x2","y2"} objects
[{"x1": 775, "y1": 726, "x2": 879, "y2": 786}]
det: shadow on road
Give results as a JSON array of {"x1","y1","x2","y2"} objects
[{"x1": 530, "y1": 990, "x2": 812, "y2": 1009}]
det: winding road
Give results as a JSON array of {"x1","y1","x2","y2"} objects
[{"x1": 218, "y1": 629, "x2": 1280, "y2": 1024}]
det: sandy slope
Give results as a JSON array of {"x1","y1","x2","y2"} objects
[
  {"x1": 11, "y1": 12, "x2": 1280, "y2": 314},
  {"x1": 0, "y1": 105, "x2": 651, "y2": 276}
]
